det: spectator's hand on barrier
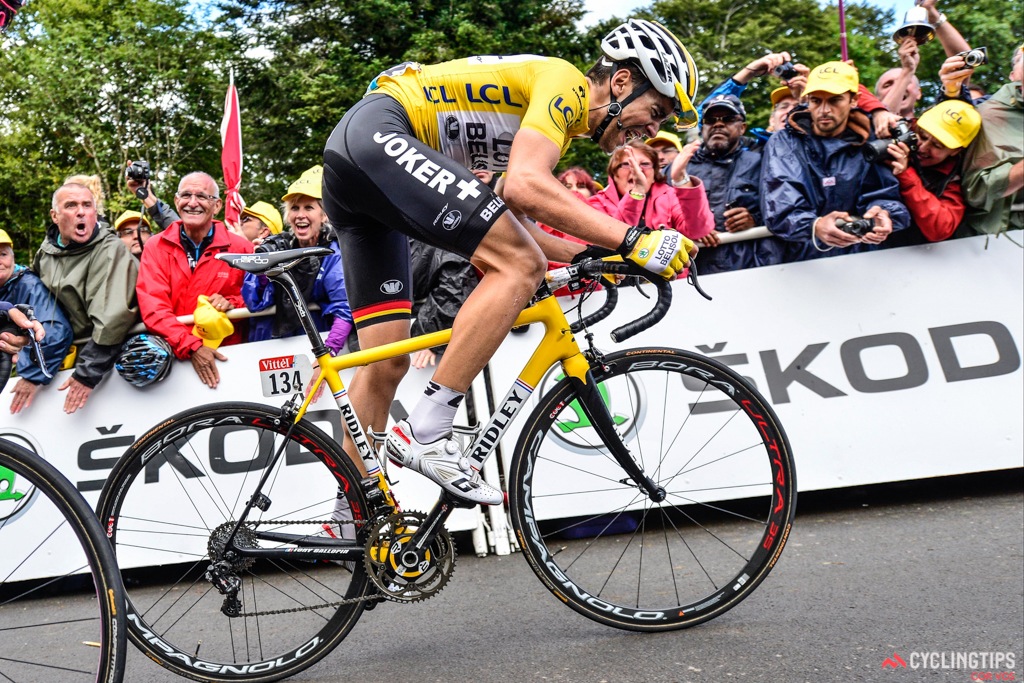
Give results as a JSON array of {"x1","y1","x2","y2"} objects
[
  {"x1": 58, "y1": 376, "x2": 93, "y2": 414},
  {"x1": 206, "y1": 293, "x2": 234, "y2": 313},
  {"x1": 884, "y1": 141, "x2": 912, "y2": 175},
  {"x1": 411, "y1": 349, "x2": 437, "y2": 370},
  {"x1": 9, "y1": 378, "x2": 40, "y2": 415},
  {"x1": 698, "y1": 232, "x2": 721, "y2": 248},
  {"x1": 815, "y1": 211, "x2": 862, "y2": 248},
  {"x1": 939, "y1": 55, "x2": 973, "y2": 98},
  {"x1": 861, "y1": 206, "x2": 893, "y2": 244},
  {"x1": 871, "y1": 109, "x2": 902, "y2": 139},
  {"x1": 724, "y1": 207, "x2": 756, "y2": 232},
  {"x1": 191, "y1": 345, "x2": 226, "y2": 389},
  {"x1": 619, "y1": 227, "x2": 695, "y2": 280}
]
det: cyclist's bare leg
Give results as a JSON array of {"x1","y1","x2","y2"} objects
[
  {"x1": 429, "y1": 212, "x2": 546, "y2": 394},
  {"x1": 340, "y1": 319, "x2": 411, "y2": 476}
]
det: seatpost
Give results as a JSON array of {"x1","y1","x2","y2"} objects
[{"x1": 269, "y1": 269, "x2": 330, "y2": 358}]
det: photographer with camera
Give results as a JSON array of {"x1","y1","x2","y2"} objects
[
  {"x1": 698, "y1": 51, "x2": 809, "y2": 149},
  {"x1": 878, "y1": 100, "x2": 981, "y2": 246},
  {"x1": 761, "y1": 61, "x2": 909, "y2": 262},
  {"x1": 958, "y1": 45, "x2": 1024, "y2": 236},
  {"x1": 125, "y1": 159, "x2": 180, "y2": 234}
]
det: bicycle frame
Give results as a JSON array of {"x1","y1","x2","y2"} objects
[{"x1": 218, "y1": 258, "x2": 666, "y2": 563}]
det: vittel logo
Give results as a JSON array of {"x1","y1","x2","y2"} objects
[{"x1": 380, "y1": 280, "x2": 404, "y2": 295}]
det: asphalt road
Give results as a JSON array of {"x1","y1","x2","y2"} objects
[{"x1": 21, "y1": 471, "x2": 1024, "y2": 682}]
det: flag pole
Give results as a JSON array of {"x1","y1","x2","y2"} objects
[{"x1": 838, "y1": 0, "x2": 850, "y2": 61}]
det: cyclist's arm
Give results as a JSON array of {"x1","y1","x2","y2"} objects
[
  {"x1": 514, "y1": 211, "x2": 587, "y2": 264},
  {"x1": 503, "y1": 128, "x2": 630, "y2": 251}
]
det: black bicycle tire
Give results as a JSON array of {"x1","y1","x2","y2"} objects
[
  {"x1": 509, "y1": 347, "x2": 797, "y2": 632},
  {"x1": 0, "y1": 440, "x2": 127, "y2": 683},
  {"x1": 96, "y1": 402, "x2": 371, "y2": 683}
]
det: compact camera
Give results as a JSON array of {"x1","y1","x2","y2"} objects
[
  {"x1": 835, "y1": 217, "x2": 874, "y2": 237},
  {"x1": 863, "y1": 118, "x2": 919, "y2": 163},
  {"x1": 772, "y1": 61, "x2": 800, "y2": 81},
  {"x1": 956, "y1": 47, "x2": 988, "y2": 67},
  {"x1": 126, "y1": 160, "x2": 151, "y2": 182}
]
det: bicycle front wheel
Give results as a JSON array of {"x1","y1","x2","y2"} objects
[
  {"x1": 97, "y1": 402, "x2": 371, "y2": 683},
  {"x1": 0, "y1": 439, "x2": 126, "y2": 683},
  {"x1": 509, "y1": 348, "x2": 796, "y2": 631}
]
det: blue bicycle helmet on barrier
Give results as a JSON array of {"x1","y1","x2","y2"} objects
[{"x1": 115, "y1": 333, "x2": 173, "y2": 388}]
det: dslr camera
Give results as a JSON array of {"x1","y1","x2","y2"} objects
[
  {"x1": 126, "y1": 159, "x2": 151, "y2": 182},
  {"x1": 772, "y1": 61, "x2": 800, "y2": 81},
  {"x1": 956, "y1": 47, "x2": 988, "y2": 68},
  {"x1": 863, "y1": 118, "x2": 918, "y2": 163},
  {"x1": 835, "y1": 217, "x2": 874, "y2": 237}
]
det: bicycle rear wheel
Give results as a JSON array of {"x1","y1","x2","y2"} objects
[
  {"x1": 509, "y1": 348, "x2": 796, "y2": 631},
  {"x1": 0, "y1": 438, "x2": 126, "y2": 683},
  {"x1": 97, "y1": 402, "x2": 371, "y2": 683}
]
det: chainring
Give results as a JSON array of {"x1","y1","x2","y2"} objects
[{"x1": 363, "y1": 511, "x2": 456, "y2": 603}]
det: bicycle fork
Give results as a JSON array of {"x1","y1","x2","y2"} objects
[{"x1": 570, "y1": 370, "x2": 666, "y2": 503}]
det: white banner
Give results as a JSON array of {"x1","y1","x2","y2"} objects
[
  {"x1": 2, "y1": 235, "x2": 1021, "y2": 578},
  {"x1": 488, "y1": 234, "x2": 1024, "y2": 505}
]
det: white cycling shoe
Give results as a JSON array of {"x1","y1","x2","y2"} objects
[{"x1": 384, "y1": 420, "x2": 503, "y2": 506}]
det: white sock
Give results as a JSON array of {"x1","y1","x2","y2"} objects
[{"x1": 407, "y1": 380, "x2": 464, "y2": 443}]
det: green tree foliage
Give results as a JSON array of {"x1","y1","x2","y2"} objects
[{"x1": 0, "y1": 0, "x2": 234, "y2": 261}]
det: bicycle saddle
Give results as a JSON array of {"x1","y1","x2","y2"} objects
[{"x1": 217, "y1": 247, "x2": 333, "y2": 275}]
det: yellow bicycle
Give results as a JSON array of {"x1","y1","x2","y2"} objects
[{"x1": 97, "y1": 248, "x2": 796, "y2": 683}]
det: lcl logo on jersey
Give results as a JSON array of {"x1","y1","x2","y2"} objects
[{"x1": 380, "y1": 280, "x2": 404, "y2": 295}]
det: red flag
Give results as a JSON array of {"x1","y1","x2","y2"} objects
[{"x1": 221, "y1": 68, "x2": 245, "y2": 227}]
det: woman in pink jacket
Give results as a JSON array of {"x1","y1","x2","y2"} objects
[{"x1": 587, "y1": 140, "x2": 714, "y2": 248}]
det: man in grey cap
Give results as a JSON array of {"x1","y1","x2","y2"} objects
[{"x1": 684, "y1": 94, "x2": 778, "y2": 273}]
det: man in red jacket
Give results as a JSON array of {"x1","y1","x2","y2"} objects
[
  {"x1": 136, "y1": 172, "x2": 253, "y2": 388},
  {"x1": 881, "y1": 99, "x2": 981, "y2": 245}
]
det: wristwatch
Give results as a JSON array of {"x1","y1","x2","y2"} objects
[{"x1": 933, "y1": 13, "x2": 948, "y2": 27}]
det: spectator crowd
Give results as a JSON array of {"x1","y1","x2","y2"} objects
[{"x1": 2, "y1": 6, "x2": 1021, "y2": 415}]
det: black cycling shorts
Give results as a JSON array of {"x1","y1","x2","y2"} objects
[{"x1": 323, "y1": 94, "x2": 507, "y2": 329}]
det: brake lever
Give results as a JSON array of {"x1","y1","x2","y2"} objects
[{"x1": 686, "y1": 259, "x2": 713, "y2": 301}]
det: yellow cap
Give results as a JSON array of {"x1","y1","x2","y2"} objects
[
  {"x1": 0, "y1": 229, "x2": 12, "y2": 247},
  {"x1": 770, "y1": 86, "x2": 794, "y2": 107},
  {"x1": 282, "y1": 165, "x2": 324, "y2": 202},
  {"x1": 917, "y1": 100, "x2": 982, "y2": 150},
  {"x1": 805, "y1": 61, "x2": 860, "y2": 96},
  {"x1": 192, "y1": 295, "x2": 234, "y2": 349},
  {"x1": 241, "y1": 201, "x2": 283, "y2": 234},
  {"x1": 645, "y1": 130, "x2": 683, "y2": 152},
  {"x1": 112, "y1": 210, "x2": 151, "y2": 232}
]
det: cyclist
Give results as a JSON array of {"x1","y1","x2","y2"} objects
[{"x1": 323, "y1": 19, "x2": 700, "y2": 505}]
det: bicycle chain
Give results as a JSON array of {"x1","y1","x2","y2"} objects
[{"x1": 224, "y1": 518, "x2": 383, "y2": 618}]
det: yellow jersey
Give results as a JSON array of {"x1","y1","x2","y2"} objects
[{"x1": 368, "y1": 55, "x2": 591, "y2": 172}]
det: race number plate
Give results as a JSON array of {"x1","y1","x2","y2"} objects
[{"x1": 258, "y1": 354, "x2": 314, "y2": 398}]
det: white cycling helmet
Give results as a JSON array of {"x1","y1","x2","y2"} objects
[{"x1": 600, "y1": 19, "x2": 700, "y2": 129}]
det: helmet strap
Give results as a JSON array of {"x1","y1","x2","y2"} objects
[{"x1": 590, "y1": 77, "x2": 652, "y2": 144}]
